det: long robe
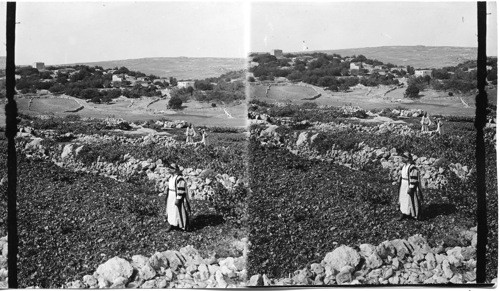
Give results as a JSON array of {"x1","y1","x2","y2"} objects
[
  {"x1": 165, "y1": 174, "x2": 191, "y2": 230},
  {"x1": 436, "y1": 120, "x2": 444, "y2": 135},
  {"x1": 421, "y1": 116, "x2": 431, "y2": 132},
  {"x1": 185, "y1": 127, "x2": 196, "y2": 144},
  {"x1": 398, "y1": 163, "x2": 423, "y2": 219}
]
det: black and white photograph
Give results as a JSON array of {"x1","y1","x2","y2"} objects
[
  {"x1": 247, "y1": 1, "x2": 497, "y2": 286},
  {"x1": 0, "y1": 1, "x2": 249, "y2": 288},
  {"x1": 0, "y1": 0, "x2": 497, "y2": 288}
]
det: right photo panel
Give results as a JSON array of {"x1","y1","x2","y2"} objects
[{"x1": 247, "y1": 1, "x2": 497, "y2": 286}]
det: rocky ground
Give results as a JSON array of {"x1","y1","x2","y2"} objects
[
  {"x1": 62, "y1": 229, "x2": 483, "y2": 288},
  {"x1": 64, "y1": 245, "x2": 247, "y2": 289},
  {"x1": 247, "y1": 231, "x2": 480, "y2": 286}
]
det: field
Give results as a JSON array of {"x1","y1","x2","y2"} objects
[
  {"x1": 249, "y1": 84, "x2": 318, "y2": 103},
  {"x1": 249, "y1": 83, "x2": 479, "y2": 117},
  {"x1": 9, "y1": 94, "x2": 247, "y2": 128}
]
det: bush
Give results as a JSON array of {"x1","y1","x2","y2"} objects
[
  {"x1": 405, "y1": 84, "x2": 420, "y2": 98},
  {"x1": 168, "y1": 96, "x2": 183, "y2": 110}
]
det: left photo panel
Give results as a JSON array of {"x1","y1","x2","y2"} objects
[{"x1": 0, "y1": 2, "x2": 249, "y2": 288}]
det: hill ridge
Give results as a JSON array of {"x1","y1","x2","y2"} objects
[{"x1": 296, "y1": 45, "x2": 478, "y2": 69}]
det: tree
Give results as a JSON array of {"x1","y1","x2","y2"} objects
[
  {"x1": 424, "y1": 75, "x2": 431, "y2": 85},
  {"x1": 168, "y1": 96, "x2": 183, "y2": 110},
  {"x1": 169, "y1": 77, "x2": 178, "y2": 87},
  {"x1": 80, "y1": 88, "x2": 101, "y2": 100},
  {"x1": 405, "y1": 84, "x2": 420, "y2": 98},
  {"x1": 406, "y1": 66, "x2": 415, "y2": 75},
  {"x1": 187, "y1": 86, "x2": 194, "y2": 96}
]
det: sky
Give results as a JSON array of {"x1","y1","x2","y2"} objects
[
  {"x1": 251, "y1": 1, "x2": 497, "y2": 56},
  {"x1": 0, "y1": 1, "x2": 497, "y2": 65},
  {"x1": 0, "y1": 1, "x2": 248, "y2": 65}
]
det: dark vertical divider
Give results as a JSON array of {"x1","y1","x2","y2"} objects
[
  {"x1": 5, "y1": 1, "x2": 17, "y2": 288},
  {"x1": 475, "y1": 1, "x2": 487, "y2": 284}
]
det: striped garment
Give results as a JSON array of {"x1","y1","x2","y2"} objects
[
  {"x1": 165, "y1": 174, "x2": 191, "y2": 230},
  {"x1": 399, "y1": 163, "x2": 423, "y2": 219}
]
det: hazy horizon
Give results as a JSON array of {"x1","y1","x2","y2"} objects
[
  {"x1": 0, "y1": 2, "x2": 248, "y2": 65},
  {"x1": 0, "y1": 2, "x2": 497, "y2": 65},
  {"x1": 251, "y1": 2, "x2": 497, "y2": 57}
]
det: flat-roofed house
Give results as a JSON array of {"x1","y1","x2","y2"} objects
[
  {"x1": 415, "y1": 69, "x2": 432, "y2": 78},
  {"x1": 177, "y1": 80, "x2": 195, "y2": 89}
]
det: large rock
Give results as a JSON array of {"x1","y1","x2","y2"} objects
[
  {"x1": 95, "y1": 257, "x2": 134, "y2": 284},
  {"x1": 322, "y1": 245, "x2": 360, "y2": 271}
]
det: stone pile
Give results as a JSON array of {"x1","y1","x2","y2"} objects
[
  {"x1": 0, "y1": 236, "x2": 7, "y2": 288},
  {"x1": 152, "y1": 119, "x2": 188, "y2": 129},
  {"x1": 103, "y1": 118, "x2": 130, "y2": 128},
  {"x1": 65, "y1": 246, "x2": 247, "y2": 289},
  {"x1": 389, "y1": 108, "x2": 424, "y2": 117},
  {"x1": 248, "y1": 231, "x2": 478, "y2": 286}
]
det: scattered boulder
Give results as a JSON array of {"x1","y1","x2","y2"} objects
[{"x1": 322, "y1": 245, "x2": 360, "y2": 271}]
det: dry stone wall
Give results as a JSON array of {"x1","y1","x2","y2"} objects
[
  {"x1": 18, "y1": 129, "x2": 241, "y2": 201},
  {"x1": 64, "y1": 245, "x2": 247, "y2": 289},
  {"x1": 256, "y1": 121, "x2": 474, "y2": 190},
  {"x1": 248, "y1": 230, "x2": 479, "y2": 286}
]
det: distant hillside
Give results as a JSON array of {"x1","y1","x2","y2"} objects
[
  {"x1": 305, "y1": 46, "x2": 478, "y2": 69},
  {"x1": 66, "y1": 57, "x2": 245, "y2": 80}
]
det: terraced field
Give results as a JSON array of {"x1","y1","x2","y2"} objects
[{"x1": 249, "y1": 84, "x2": 317, "y2": 103}]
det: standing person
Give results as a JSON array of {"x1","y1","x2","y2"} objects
[
  {"x1": 164, "y1": 164, "x2": 191, "y2": 231},
  {"x1": 185, "y1": 124, "x2": 196, "y2": 144},
  {"x1": 421, "y1": 112, "x2": 431, "y2": 132},
  {"x1": 398, "y1": 152, "x2": 424, "y2": 220},
  {"x1": 200, "y1": 129, "x2": 207, "y2": 146},
  {"x1": 436, "y1": 118, "x2": 444, "y2": 135}
]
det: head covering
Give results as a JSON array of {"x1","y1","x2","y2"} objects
[
  {"x1": 403, "y1": 151, "x2": 414, "y2": 163},
  {"x1": 168, "y1": 163, "x2": 182, "y2": 173}
]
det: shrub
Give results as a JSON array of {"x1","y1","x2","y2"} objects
[
  {"x1": 90, "y1": 96, "x2": 101, "y2": 103},
  {"x1": 168, "y1": 96, "x2": 183, "y2": 110},
  {"x1": 405, "y1": 84, "x2": 420, "y2": 98}
]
